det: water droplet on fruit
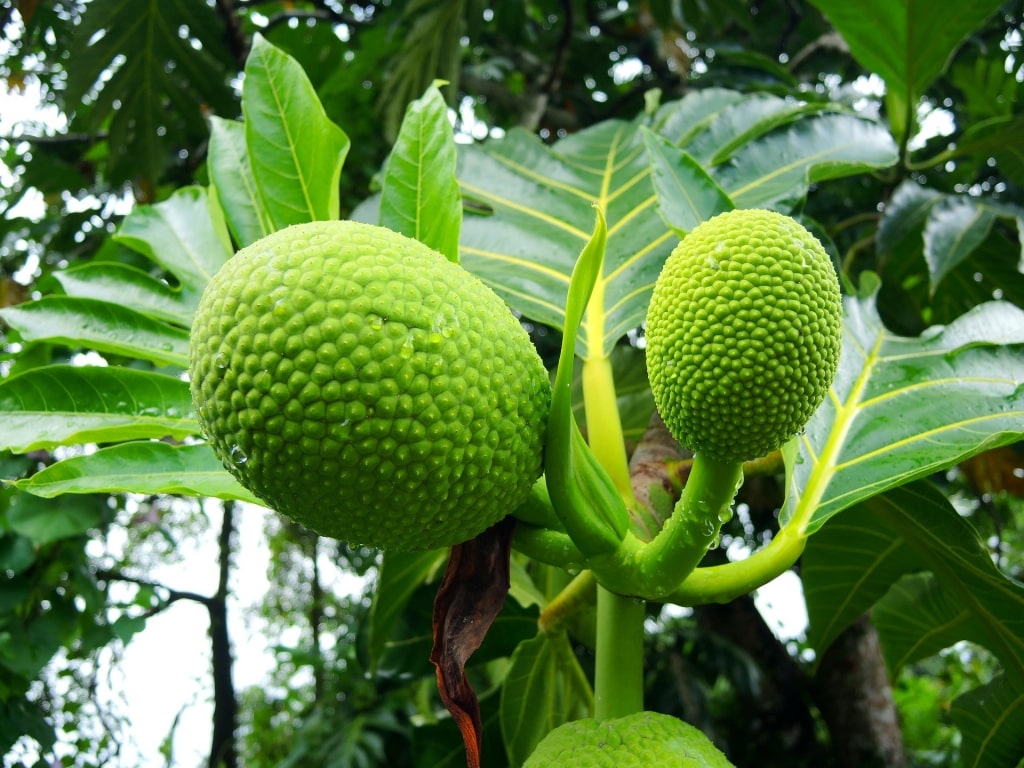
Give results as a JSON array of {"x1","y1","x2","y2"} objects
[
  {"x1": 399, "y1": 337, "x2": 415, "y2": 358},
  {"x1": 368, "y1": 314, "x2": 384, "y2": 331},
  {"x1": 228, "y1": 444, "x2": 248, "y2": 466}
]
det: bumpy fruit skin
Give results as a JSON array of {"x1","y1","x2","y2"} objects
[
  {"x1": 523, "y1": 712, "x2": 735, "y2": 767},
  {"x1": 646, "y1": 209, "x2": 842, "y2": 463},
  {"x1": 189, "y1": 221, "x2": 550, "y2": 551}
]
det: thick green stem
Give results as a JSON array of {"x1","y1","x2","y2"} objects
[
  {"x1": 665, "y1": 524, "x2": 807, "y2": 605},
  {"x1": 594, "y1": 585, "x2": 645, "y2": 719},
  {"x1": 582, "y1": 354, "x2": 645, "y2": 718},
  {"x1": 592, "y1": 453, "x2": 744, "y2": 600},
  {"x1": 638, "y1": 452, "x2": 744, "y2": 590}
]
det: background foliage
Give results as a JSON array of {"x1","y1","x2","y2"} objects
[{"x1": 1, "y1": 1, "x2": 1023, "y2": 767}]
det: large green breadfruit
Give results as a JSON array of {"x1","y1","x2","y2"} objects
[
  {"x1": 189, "y1": 221, "x2": 550, "y2": 551},
  {"x1": 523, "y1": 712, "x2": 735, "y2": 767},
  {"x1": 646, "y1": 209, "x2": 842, "y2": 463}
]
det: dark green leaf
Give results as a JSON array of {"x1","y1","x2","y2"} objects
[
  {"x1": 6, "y1": 493, "x2": 104, "y2": 545},
  {"x1": 0, "y1": 365, "x2": 196, "y2": 452},
  {"x1": 110, "y1": 614, "x2": 147, "y2": 644},
  {"x1": 922, "y1": 196, "x2": 998, "y2": 294},
  {"x1": 950, "y1": 675, "x2": 1024, "y2": 768},
  {"x1": 499, "y1": 632, "x2": 593, "y2": 765},
  {"x1": 60, "y1": 0, "x2": 236, "y2": 183},
  {"x1": 807, "y1": 0, "x2": 1005, "y2": 138},
  {"x1": 380, "y1": 83, "x2": 462, "y2": 262},
  {"x1": 365, "y1": 549, "x2": 448, "y2": 674},
  {"x1": 873, "y1": 573, "x2": 986, "y2": 672},
  {"x1": 803, "y1": 510, "x2": 924, "y2": 655},
  {"x1": 0, "y1": 534, "x2": 36, "y2": 576}
]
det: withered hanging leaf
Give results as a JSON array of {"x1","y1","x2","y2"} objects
[{"x1": 430, "y1": 517, "x2": 515, "y2": 768}]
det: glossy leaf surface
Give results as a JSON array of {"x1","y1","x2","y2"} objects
[
  {"x1": 0, "y1": 297, "x2": 190, "y2": 368},
  {"x1": 13, "y1": 442, "x2": 260, "y2": 503},
  {"x1": 807, "y1": 0, "x2": 1005, "y2": 138},
  {"x1": 379, "y1": 83, "x2": 462, "y2": 262},
  {"x1": 209, "y1": 116, "x2": 272, "y2": 248},
  {"x1": 54, "y1": 263, "x2": 195, "y2": 327},
  {"x1": 242, "y1": 34, "x2": 351, "y2": 230},
  {"x1": 114, "y1": 185, "x2": 232, "y2": 298},
  {"x1": 783, "y1": 296, "x2": 1024, "y2": 532},
  {"x1": 0, "y1": 365, "x2": 195, "y2": 452},
  {"x1": 457, "y1": 92, "x2": 895, "y2": 358},
  {"x1": 803, "y1": 481, "x2": 1024, "y2": 768}
]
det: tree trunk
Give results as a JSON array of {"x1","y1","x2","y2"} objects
[
  {"x1": 310, "y1": 535, "x2": 325, "y2": 703},
  {"x1": 814, "y1": 613, "x2": 906, "y2": 768},
  {"x1": 695, "y1": 596, "x2": 826, "y2": 767},
  {"x1": 208, "y1": 501, "x2": 238, "y2": 768}
]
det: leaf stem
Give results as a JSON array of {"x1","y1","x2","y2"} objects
[
  {"x1": 582, "y1": 353, "x2": 637, "y2": 510},
  {"x1": 665, "y1": 523, "x2": 807, "y2": 605},
  {"x1": 538, "y1": 570, "x2": 595, "y2": 636},
  {"x1": 632, "y1": 452, "x2": 744, "y2": 599},
  {"x1": 594, "y1": 585, "x2": 645, "y2": 719}
]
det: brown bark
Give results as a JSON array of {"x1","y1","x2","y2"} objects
[
  {"x1": 310, "y1": 535, "x2": 325, "y2": 703},
  {"x1": 814, "y1": 614, "x2": 906, "y2": 768},
  {"x1": 208, "y1": 501, "x2": 238, "y2": 768}
]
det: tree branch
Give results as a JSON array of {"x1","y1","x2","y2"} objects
[
  {"x1": 94, "y1": 568, "x2": 215, "y2": 615},
  {"x1": 214, "y1": 0, "x2": 249, "y2": 70}
]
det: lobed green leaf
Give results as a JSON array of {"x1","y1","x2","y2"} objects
[
  {"x1": 457, "y1": 93, "x2": 896, "y2": 359},
  {"x1": 784, "y1": 296, "x2": 1024, "y2": 532}
]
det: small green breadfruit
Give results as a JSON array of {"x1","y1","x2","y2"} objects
[
  {"x1": 189, "y1": 220, "x2": 550, "y2": 551},
  {"x1": 646, "y1": 209, "x2": 842, "y2": 463},
  {"x1": 523, "y1": 712, "x2": 735, "y2": 767}
]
